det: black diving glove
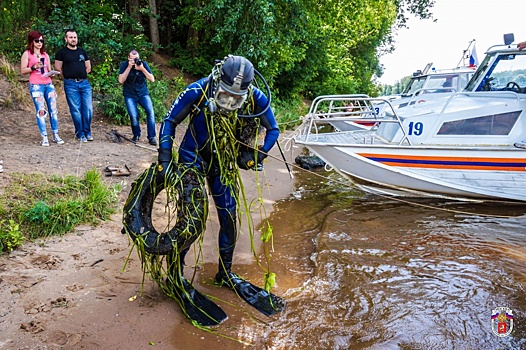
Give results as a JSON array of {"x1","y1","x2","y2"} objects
[
  {"x1": 157, "y1": 148, "x2": 173, "y2": 182},
  {"x1": 237, "y1": 150, "x2": 266, "y2": 171}
]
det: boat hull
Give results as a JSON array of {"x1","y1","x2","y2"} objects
[{"x1": 297, "y1": 142, "x2": 526, "y2": 201}]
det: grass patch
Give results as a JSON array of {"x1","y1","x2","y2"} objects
[
  {"x1": 0, "y1": 168, "x2": 121, "y2": 253},
  {"x1": 273, "y1": 96, "x2": 310, "y2": 131},
  {"x1": 0, "y1": 54, "x2": 31, "y2": 107}
]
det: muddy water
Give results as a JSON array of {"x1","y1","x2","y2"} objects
[{"x1": 242, "y1": 170, "x2": 526, "y2": 349}]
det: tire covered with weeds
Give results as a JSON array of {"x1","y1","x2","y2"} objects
[{"x1": 122, "y1": 163, "x2": 208, "y2": 255}]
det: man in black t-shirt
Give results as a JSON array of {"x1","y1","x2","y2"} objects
[{"x1": 55, "y1": 29, "x2": 94, "y2": 142}]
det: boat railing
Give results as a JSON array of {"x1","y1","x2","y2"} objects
[{"x1": 297, "y1": 94, "x2": 412, "y2": 145}]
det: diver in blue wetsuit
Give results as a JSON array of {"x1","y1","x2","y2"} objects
[{"x1": 157, "y1": 55, "x2": 280, "y2": 287}]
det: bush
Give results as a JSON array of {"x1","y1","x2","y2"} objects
[
  {"x1": 97, "y1": 65, "x2": 182, "y2": 125},
  {"x1": 272, "y1": 96, "x2": 309, "y2": 131},
  {"x1": 0, "y1": 220, "x2": 25, "y2": 253},
  {"x1": 0, "y1": 168, "x2": 120, "y2": 253}
]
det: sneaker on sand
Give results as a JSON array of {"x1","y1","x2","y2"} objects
[
  {"x1": 41, "y1": 136, "x2": 49, "y2": 147},
  {"x1": 53, "y1": 134, "x2": 65, "y2": 144},
  {"x1": 148, "y1": 137, "x2": 157, "y2": 146},
  {"x1": 86, "y1": 134, "x2": 94, "y2": 141},
  {"x1": 77, "y1": 136, "x2": 88, "y2": 143},
  {"x1": 514, "y1": 140, "x2": 526, "y2": 149}
]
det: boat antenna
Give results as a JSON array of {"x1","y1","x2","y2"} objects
[{"x1": 457, "y1": 39, "x2": 476, "y2": 68}]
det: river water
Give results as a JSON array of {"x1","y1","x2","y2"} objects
[{"x1": 235, "y1": 168, "x2": 526, "y2": 349}]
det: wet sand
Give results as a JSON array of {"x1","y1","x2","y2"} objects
[{"x1": 0, "y1": 108, "x2": 304, "y2": 350}]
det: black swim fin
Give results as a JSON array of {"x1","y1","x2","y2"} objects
[
  {"x1": 172, "y1": 278, "x2": 228, "y2": 326},
  {"x1": 216, "y1": 272, "x2": 286, "y2": 316}
]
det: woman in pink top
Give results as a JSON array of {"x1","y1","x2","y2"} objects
[{"x1": 20, "y1": 30, "x2": 64, "y2": 146}]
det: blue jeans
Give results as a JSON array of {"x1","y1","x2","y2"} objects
[
  {"x1": 64, "y1": 79, "x2": 93, "y2": 139},
  {"x1": 125, "y1": 94, "x2": 156, "y2": 139},
  {"x1": 29, "y1": 83, "x2": 59, "y2": 136}
]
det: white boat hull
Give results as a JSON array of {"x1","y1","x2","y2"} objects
[
  {"x1": 294, "y1": 43, "x2": 526, "y2": 202},
  {"x1": 298, "y1": 142, "x2": 526, "y2": 201}
]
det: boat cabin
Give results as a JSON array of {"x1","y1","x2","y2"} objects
[{"x1": 375, "y1": 41, "x2": 526, "y2": 146}]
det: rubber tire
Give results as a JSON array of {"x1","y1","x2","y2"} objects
[{"x1": 122, "y1": 163, "x2": 208, "y2": 255}]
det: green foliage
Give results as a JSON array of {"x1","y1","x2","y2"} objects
[
  {"x1": 34, "y1": 2, "x2": 151, "y2": 93},
  {"x1": 0, "y1": 219, "x2": 25, "y2": 253},
  {"x1": 24, "y1": 201, "x2": 52, "y2": 225},
  {"x1": 97, "y1": 83, "x2": 129, "y2": 125},
  {"x1": 0, "y1": 169, "x2": 120, "y2": 250},
  {"x1": 167, "y1": 42, "x2": 214, "y2": 76},
  {"x1": 0, "y1": 55, "x2": 27, "y2": 106},
  {"x1": 147, "y1": 66, "x2": 172, "y2": 121},
  {"x1": 97, "y1": 64, "x2": 178, "y2": 124},
  {"x1": 272, "y1": 96, "x2": 309, "y2": 131},
  {"x1": 0, "y1": 0, "x2": 437, "y2": 119},
  {"x1": 393, "y1": 0, "x2": 436, "y2": 28},
  {"x1": 0, "y1": 55, "x2": 18, "y2": 82},
  {"x1": 381, "y1": 74, "x2": 412, "y2": 95},
  {"x1": 164, "y1": 0, "x2": 407, "y2": 98},
  {"x1": 0, "y1": 0, "x2": 36, "y2": 61}
]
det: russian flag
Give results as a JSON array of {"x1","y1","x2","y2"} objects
[
  {"x1": 469, "y1": 44, "x2": 479, "y2": 68},
  {"x1": 491, "y1": 311, "x2": 499, "y2": 319},
  {"x1": 506, "y1": 310, "x2": 514, "y2": 319}
]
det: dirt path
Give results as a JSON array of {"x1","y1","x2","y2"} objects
[{"x1": 0, "y1": 85, "x2": 301, "y2": 349}]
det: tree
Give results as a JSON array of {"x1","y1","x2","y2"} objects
[
  {"x1": 159, "y1": 0, "x2": 435, "y2": 98},
  {"x1": 148, "y1": 0, "x2": 160, "y2": 52},
  {"x1": 1, "y1": 0, "x2": 436, "y2": 100}
]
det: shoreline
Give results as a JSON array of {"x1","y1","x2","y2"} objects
[{"x1": 0, "y1": 127, "x2": 304, "y2": 349}]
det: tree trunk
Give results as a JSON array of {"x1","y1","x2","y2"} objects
[
  {"x1": 187, "y1": 27, "x2": 199, "y2": 56},
  {"x1": 129, "y1": 0, "x2": 141, "y2": 34},
  {"x1": 148, "y1": 0, "x2": 160, "y2": 52}
]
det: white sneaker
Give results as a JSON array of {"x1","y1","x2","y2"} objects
[
  {"x1": 41, "y1": 136, "x2": 49, "y2": 147},
  {"x1": 514, "y1": 140, "x2": 526, "y2": 149},
  {"x1": 53, "y1": 133, "x2": 65, "y2": 144}
]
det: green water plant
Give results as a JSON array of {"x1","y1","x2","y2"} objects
[{"x1": 123, "y1": 100, "x2": 279, "y2": 328}]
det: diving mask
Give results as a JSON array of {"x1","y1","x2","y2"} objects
[{"x1": 214, "y1": 84, "x2": 247, "y2": 112}]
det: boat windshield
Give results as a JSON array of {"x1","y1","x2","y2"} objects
[
  {"x1": 402, "y1": 77, "x2": 426, "y2": 96},
  {"x1": 403, "y1": 73, "x2": 473, "y2": 96},
  {"x1": 471, "y1": 52, "x2": 526, "y2": 93}
]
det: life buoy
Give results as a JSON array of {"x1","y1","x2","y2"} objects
[{"x1": 122, "y1": 163, "x2": 208, "y2": 255}]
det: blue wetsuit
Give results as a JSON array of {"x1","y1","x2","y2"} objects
[{"x1": 158, "y1": 77, "x2": 279, "y2": 264}]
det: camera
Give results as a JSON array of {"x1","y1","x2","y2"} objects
[{"x1": 134, "y1": 58, "x2": 142, "y2": 66}]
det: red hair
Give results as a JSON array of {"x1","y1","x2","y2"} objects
[{"x1": 27, "y1": 30, "x2": 46, "y2": 55}]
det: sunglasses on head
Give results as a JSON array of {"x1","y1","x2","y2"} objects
[{"x1": 34, "y1": 39, "x2": 44, "y2": 43}]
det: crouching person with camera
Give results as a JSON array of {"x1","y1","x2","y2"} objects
[{"x1": 118, "y1": 50, "x2": 157, "y2": 145}]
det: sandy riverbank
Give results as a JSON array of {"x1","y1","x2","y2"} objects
[{"x1": 0, "y1": 104, "x2": 304, "y2": 349}]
